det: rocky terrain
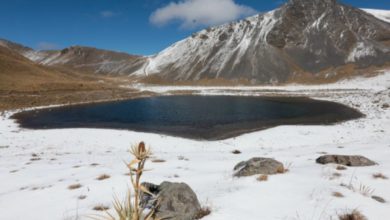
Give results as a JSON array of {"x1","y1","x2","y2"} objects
[
  {"x1": 135, "y1": 0, "x2": 390, "y2": 83},
  {"x1": 0, "y1": 40, "x2": 149, "y2": 111},
  {"x1": 2, "y1": 0, "x2": 390, "y2": 86}
]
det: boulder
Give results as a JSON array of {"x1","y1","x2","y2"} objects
[
  {"x1": 233, "y1": 157, "x2": 284, "y2": 177},
  {"x1": 316, "y1": 155, "x2": 376, "y2": 166},
  {"x1": 140, "y1": 181, "x2": 201, "y2": 220}
]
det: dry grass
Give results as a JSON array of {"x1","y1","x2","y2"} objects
[
  {"x1": 358, "y1": 184, "x2": 375, "y2": 197},
  {"x1": 336, "y1": 165, "x2": 347, "y2": 170},
  {"x1": 373, "y1": 173, "x2": 388, "y2": 180},
  {"x1": 97, "y1": 174, "x2": 111, "y2": 181},
  {"x1": 331, "y1": 172, "x2": 342, "y2": 180},
  {"x1": 30, "y1": 157, "x2": 41, "y2": 161},
  {"x1": 94, "y1": 142, "x2": 155, "y2": 220},
  {"x1": 342, "y1": 182, "x2": 375, "y2": 197},
  {"x1": 68, "y1": 183, "x2": 82, "y2": 190},
  {"x1": 93, "y1": 205, "x2": 110, "y2": 212},
  {"x1": 277, "y1": 162, "x2": 292, "y2": 174},
  {"x1": 151, "y1": 159, "x2": 166, "y2": 163},
  {"x1": 332, "y1": 192, "x2": 344, "y2": 198},
  {"x1": 194, "y1": 207, "x2": 211, "y2": 219},
  {"x1": 338, "y1": 210, "x2": 367, "y2": 220},
  {"x1": 257, "y1": 175, "x2": 269, "y2": 182},
  {"x1": 231, "y1": 150, "x2": 241, "y2": 154}
]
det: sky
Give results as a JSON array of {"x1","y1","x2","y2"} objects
[{"x1": 0, "y1": 0, "x2": 389, "y2": 55}]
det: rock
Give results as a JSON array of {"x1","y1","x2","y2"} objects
[
  {"x1": 316, "y1": 155, "x2": 377, "y2": 166},
  {"x1": 140, "y1": 181, "x2": 201, "y2": 220},
  {"x1": 140, "y1": 182, "x2": 160, "y2": 209},
  {"x1": 233, "y1": 157, "x2": 284, "y2": 177},
  {"x1": 372, "y1": 195, "x2": 386, "y2": 203}
]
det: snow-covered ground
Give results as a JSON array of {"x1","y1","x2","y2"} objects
[
  {"x1": 1, "y1": 71, "x2": 390, "y2": 220},
  {"x1": 363, "y1": 8, "x2": 390, "y2": 23}
]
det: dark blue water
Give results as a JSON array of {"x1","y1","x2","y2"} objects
[{"x1": 12, "y1": 95, "x2": 363, "y2": 140}]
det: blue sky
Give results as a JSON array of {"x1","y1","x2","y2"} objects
[{"x1": 0, "y1": 0, "x2": 389, "y2": 55}]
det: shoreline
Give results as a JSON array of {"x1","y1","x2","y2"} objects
[{"x1": 0, "y1": 71, "x2": 389, "y2": 219}]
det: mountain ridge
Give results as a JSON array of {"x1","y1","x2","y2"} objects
[
  {"x1": 1, "y1": 2, "x2": 390, "y2": 84},
  {"x1": 134, "y1": 0, "x2": 390, "y2": 84}
]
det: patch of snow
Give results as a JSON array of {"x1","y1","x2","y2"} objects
[
  {"x1": 1, "y1": 71, "x2": 390, "y2": 220},
  {"x1": 347, "y1": 41, "x2": 377, "y2": 62},
  {"x1": 134, "y1": 10, "x2": 277, "y2": 78},
  {"x1": 363, "y1": 8, "x2": 390, "y2": 23}
]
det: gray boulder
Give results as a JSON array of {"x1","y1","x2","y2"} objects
[
  {"x1": 140, "y1": 181, "x2": 201, "y2": 220},
  {"x1": 316, "y1": 155, "x2": 377, "y2": 166},
  {"x1": 234, "y1": 157, "x2": 285, "y2": 177}
]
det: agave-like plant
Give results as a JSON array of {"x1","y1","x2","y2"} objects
[{"x1": 91, "y1": 142, "x2": 157, "y2": 220}]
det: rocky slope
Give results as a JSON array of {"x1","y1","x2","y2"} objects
[
  {"x1": 0, "y1": 43, "x2": 77, "y2": 91},
  {"x1": 0, "y1": 39, "x2": 145, "y2": 76},
  {"x1": 135, "y1": 0, "x2": 390, "y2": 84},
  {"x1": 23, "y1": 46, "x2": 146, "y2": 76},
  {"x1": 1, "y1": 0, "x2": 390, "y2": 84}
]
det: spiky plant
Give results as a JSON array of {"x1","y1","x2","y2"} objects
[
  {"x1": 128, "y1": 142, "x2": 154, "y2": 219},
  {"x1": 92, "y1": 142, "x2": 156, "y2": 220}
]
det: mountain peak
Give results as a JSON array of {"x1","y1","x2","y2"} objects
[{"x1": 133, "y1": 1, "x2": 390, "y2": 84}]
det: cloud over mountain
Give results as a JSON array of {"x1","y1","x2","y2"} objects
[{"x1": 150, "y1": 0, "x2": 257, "y2": 28}]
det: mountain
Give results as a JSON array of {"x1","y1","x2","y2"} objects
[
  {"x1": 2, "y1": 0, "x2": 390, "y2": 85},
  {"x1": 0, "y1": 39, "x2": 146, "y2": 76},
  {"x1": 23, "y1": 46, "x2": 146, "y2": 76},
  {"x1": 0, "y1": 40, "x2": 104, "y2": 92},
  {"x1": 134, "y1": 0, "x2": 390, "y2": 84}
]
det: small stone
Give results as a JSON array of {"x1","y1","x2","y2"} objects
[
  {"x1": 316, "y1": 155, "x2": 376, "y2": 167},
  {"x1": 231, "y1": 150, "x2": 241, "y2": 154},
  {"x1": 372, "y1": 195, "x2": 386, "y2": 203}
]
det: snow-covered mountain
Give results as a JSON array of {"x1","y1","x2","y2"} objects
[
  {"x1": 134, "y1": 0, "x2": 390, "y2": 83},
  {"x1": 0, "y1": 39, "x2": 145, "y2": 76},
  {"x1": 23, "y1": 46, "x2": 146, "y2": 75},
  {"x1": 2, "y1": 0, "x2": 390, "y2": 84}
]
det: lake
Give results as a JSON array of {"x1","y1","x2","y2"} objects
[{"x1": 12, "y1": 95, "x2": 363, "y2": 140}]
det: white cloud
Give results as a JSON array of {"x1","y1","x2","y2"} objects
[
  {"x1": 100, "y1": 10, "x2": 118, "y2": 18},
  {"x1": 37, "y1": 42, "x2": 59, "y2": 50},
  {"x1": 150, "y1": 0, "x2": 257, "y2": 28}
]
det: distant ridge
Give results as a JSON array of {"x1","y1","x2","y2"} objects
[{"x1": 1, "y1": 2, "x2": 390, "y2": 84}]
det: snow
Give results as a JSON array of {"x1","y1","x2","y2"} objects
[
  {"x1": 133, "y1": 10, "x2": 278, "y2": 78},
  {"x1": 346, "y1": 42, "x2": 378, "y2": 63},
  {"x1": 363, "y1": 8, "x2": 390, "y2": 23},
  {"x1": 1, "y1": 71, "x2": 390, "y2": 219}
]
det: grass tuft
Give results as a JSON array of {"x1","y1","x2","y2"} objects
[
  {"x1": 339, "y1": 210, "x2": 367, "y2": 220},
  {"x1": 93, "y1": 142, "x2": 155, "y2": 220},
  {"x1": 332, "y1": 192, "x2": 344, "y2": 198},
  {"x1": 97, "y1": 174, "x2": 111, "y2": 181},
  {"x1": 336, "y1": 165, "x2": 347, "y2": 171},
  {"x1": 257, "y1": 175, "x2": 268, "y2": 182},
  {"x1": 68, "y1": 183, "x2": 82, "y2": 190},
  {"x1": 194, "y1": 207, "x2": 211, "y2": 219},
  {"x1": 151, "y1": 159, "x2": 166, "y2": 163},
  {"x1": 93, "y1": 205, "x2": 110, "y2": 212},
  {"x1": 373, "y1": 173, "x2": 388, "y2": 180}
]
